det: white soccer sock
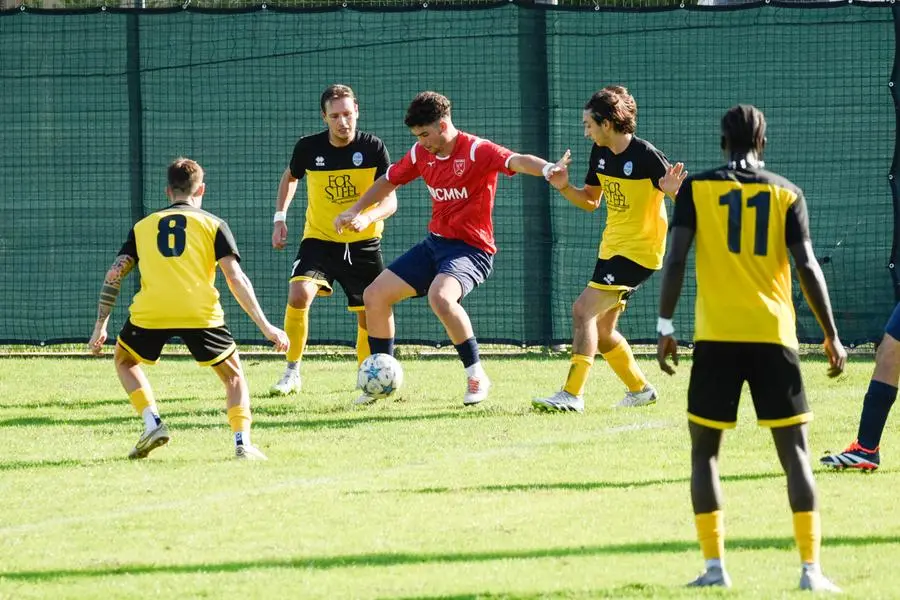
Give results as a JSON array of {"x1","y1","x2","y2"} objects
[
  {"x1": 142, "y1": 407, "x2": 161, "y2": 432},
  {"x1": 234, "y1": 431, "x2": 251, "y2": 448},
  {"x1": 286, "y1": 361, "x2": 299, "y2": 372},
  {"x1": 465, "y1": 362, "x2": 486, "y2": 378},
  {"x1": 705, "y1": 558, "x2": 724, "y2": 571}
]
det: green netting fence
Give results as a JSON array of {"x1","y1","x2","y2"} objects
[{"x1": 0, "y1": 2, "x2": 895, "y2": 346}]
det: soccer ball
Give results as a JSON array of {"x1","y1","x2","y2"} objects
[{"x1": 357, "y1": 353, "x2": 404, "y2": 399}]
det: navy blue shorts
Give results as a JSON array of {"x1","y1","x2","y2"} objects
[
  {"x1": 885, "y1": 302, "x2": 900, "y2": 340},
  {"x1": 388, "y1": 233, "x2": 493, "y2": 299}
]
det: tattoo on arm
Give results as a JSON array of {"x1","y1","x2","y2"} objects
[{"x1": 97, "y1": 255, "x2": 135, "y2": 320}]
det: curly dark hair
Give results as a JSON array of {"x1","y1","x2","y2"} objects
[
  {"x1": 404, "y1": 91, "x2": 452, "y2": 128},
  {"x1": 584, "y1": 85, "x2": 637, "y2": 134}
]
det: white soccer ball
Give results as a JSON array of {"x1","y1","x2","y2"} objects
[{"x1": 357, "y1": 353, "x2": 404, "y2": 399}]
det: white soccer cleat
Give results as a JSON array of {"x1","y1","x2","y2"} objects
[
  {"x1": 271, "y1": 367, "x2": 301, "y2": 396},
  {"x1": 686, "y1": 566, "x2": 732, "y2": 588},
  {"x1": 128, "y1": 423, "x2": 170, "y2": 460},
  {"x1": 800, "y1": 567, "x2": 841, "y2": 593},
  {"x1": 615, "y1": 383, "x2": 658, "y2": 408},
  {"x1": 532, "y1": 390, "x2": 585, "y2": 413},
  {"x1": 235, "y1": 444, "x2": 268, "y2": 461},
  {"x1": 463, "y1": 374, "x2": 491, "y2": 406},
  {"x1": 352, "y1": 392, "x2": 378, "y2": 406}
]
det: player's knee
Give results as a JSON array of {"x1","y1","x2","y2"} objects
[
  {"x1": 287, "y1": 284, "x2": 316, "y2": 309},
  {"x1": 427, "y1": 288, "x2": 456, "y2": 317},
  {"x1": 572, "y1": 297, "x2": 594, "y2": 324},
  {"x1": 363, "y1": 283, "x2": 384, "y2": 310}
]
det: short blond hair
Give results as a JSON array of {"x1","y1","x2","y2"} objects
[{"x1": 167, "y1": 157, "x2": 204, "y2": 196}]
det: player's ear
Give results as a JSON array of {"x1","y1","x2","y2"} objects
[
  {"x1": 196, "y1": 182, "x2": 206, "y2": 197},
  {"x1": 165, "y1": 186, "x2": 173, "y2": 201},
  {"x1": 761, "y1": 136, "x2": 767, "y2": 151}
]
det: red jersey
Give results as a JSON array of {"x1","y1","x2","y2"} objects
[{"x1": 385, "y1": 131, "x2": 516, "y2": 254}]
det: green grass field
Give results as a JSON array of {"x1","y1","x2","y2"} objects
[{"x1": 1, "y1": 353, "x2": 897, "y2": 599}]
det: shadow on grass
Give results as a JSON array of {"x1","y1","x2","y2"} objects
[
  {"x1": 1, "y1": 535, "x2": 896, "y2": 581},
  {"x1": 0, "y1": 396, "x2": 199, "y2": 411},
  {"x1": 0, "y1": 458, "x2": 117, "y2": 472},
  {"x1": 346, "y1": 472, "x2": 785, "y2": 495}
]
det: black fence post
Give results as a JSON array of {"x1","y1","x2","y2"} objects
[
  {"x1": 126, "y1": 11, "x2": 144, "y2": 296},
  {"x1": 891, "y1": 4, "x2": 900, "y2": 302}
]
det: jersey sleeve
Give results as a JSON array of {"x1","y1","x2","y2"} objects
[
  {"x1": 784, "y1": 191, "x2": 811, "y2": 246},
  {"x1": 475, "y1": 139, "x2": 516, "y2": 176},
  {"x1": 649, "y1": 148, "x2": 669, "y2": 190},
  {"x1": 215, "y1": 220, "x2": 241, "y2": 262},
  {"x1": 584, "y1": 145, "x2": 600, "y2": 187},
  {"x1": 288, "y1": 139, "x2": 307, "y2": 179},
  {"x1": 117, "y1": 228, "x2": 138, "y2": 261},
  {"x1": 385, "y1": 145, "x2": 421, "y2": 185},
  {"x1": 374, "y1": 137, "x2": 391, "y2": 179},
  {"x1": 671, "y1": 177, "x2": 697, "y2": 230}
]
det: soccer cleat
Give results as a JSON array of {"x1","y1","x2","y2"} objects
[
  {"x1": 270, "y1": 367, "x2": 301, "y2": 396},
  {"x1": 352, "y1": 392, "x2": 378, "y2": 406},
  {"x1": 800, "y1": 567, "x2": 841, "y2": 593},
  {"x1": 615, "y1": 383, "x2": 658, "y2": 408},
  {"x1": 128, "y1": 423, "x2": 171, "y2": 460},
  {"x1": 532, "y1": 390, "x2": 585, "y2": 413},
  {"x1": 686, "y1": 566, "x2": 732, "y2": 588},
  {"x1": 820, "y1": 440, "x2": 880, "y2": 471},
  {"x1": 463, "y1": 374, "x2": 491, "y2": 406},
  {"x1": 235, "y1": 444, "x2": 268, "y2": 461}
]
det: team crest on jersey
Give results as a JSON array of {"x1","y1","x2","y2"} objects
[
  {"x1": 352, "y1": 152, "x2": 363, "y2": 167},
  {"x1": 623, "y1": 161, "x2": 633, "y2": 176},
  {"x1": 597, "y1": 159, "x2": 606, "y2": 170},
  {"x1": 453, "y1": 159, "x2": 466, "y2": 177},
  {"x1": 315, "y1": 156, "x2": 325, "y2": 167}
]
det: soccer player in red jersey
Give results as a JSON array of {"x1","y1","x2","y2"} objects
[{"x1": 335, "y1": 91, "x2": 562, "y2": 406}]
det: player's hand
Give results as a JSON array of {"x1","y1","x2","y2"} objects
[
  {"x1": 334, "y1": 210, "x2": 358, "y2": 234},
  {"x1": 349, "y1": 213, "x2": 372, "y2": 233},
  {"x1": 264, "y1": 326, "x2": 290, "y2": 353},
  {"x1": 88, "y1": 324, "x2": 108, "y2": 355},
  {"x1": 824, "y1": 336, "x2": 847, "y2": 378},
  {"x1": 272, "y1": 221, "x2": 288, "y2": 250},
  {"x1": 657, "y1": 334, "x2": 679, "y2": 375},
  {"x1": 660, "y1": 162, "x2": 688, "y2": 198},
  {"x1": 545, "y1": 149, "x2": 572, "y2": 190}
]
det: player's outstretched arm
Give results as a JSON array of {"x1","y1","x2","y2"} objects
[
  {"x1": 345, "y1": 190, "x2": 398, "y2": 233},
  {"x1": 659, "y1": 162, "x2": 688, "y2": 200},
  {"x1": 273, "y1": 168, "x2": 300, "y2": 250},
  {"x1": 335, "y1": 175, "x2": 398, "y2": 233},
  {"x1": 789, "y1": 240, "x2": 847, "y2": 377},
  {"x1": 88, "y1": 254, "x2": 136, "y2": 355},
  {"x1": 515, "y1": 150, "x2": 602, "y2": 212},
  {"x1": 656, "y1": 226, "x2": 695, "y2": 375},
  {"x1": 219, "y1": 256, "x2": 289, "y2": 352}
]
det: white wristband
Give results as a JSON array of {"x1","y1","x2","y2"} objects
[
  {"x1": 657, "y1": 317, "x2": 675, "y2": 337},
  {"x1": 542, "y1": 162, "x2": 554, "y2": 179},
  {"x1": 273, "y1": 211, "x2": 287, "y2": 223}
]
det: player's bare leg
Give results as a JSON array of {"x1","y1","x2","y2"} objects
[
  {"x1": 772, "y1": 424, "x2": 840, "y2": 592},
  {"x1": 687, "y1": 421, "x2": 731, "y2": 588},
  {"x1": 272, "y1": 279, "x2": 318, "y2": 396},
  {"x1": 213, "y1": 352, "x2": 266, "y2": 460},
  {"x1": 427, "y1": 274, "x2": 488, "y2": 405},
  {"x1": 533, "y1": 287, "x2": 613, "y2": 412},
  {"x1": 115, "y1": 344, "x2": 169, "y2": 459}
]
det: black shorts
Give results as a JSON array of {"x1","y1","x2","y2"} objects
[
  {"x1": 291, "y1": 237, "x2": 384, "y2": 311},
  {"x1": 688, "y1": 341, "x2": 810, "y2": 429},
  {"x1": 117, "y1": 319, "x2": 237, "y2": 367},
  {"x1": 588, "y1": 255, "x2": 656, "y2": 305}
]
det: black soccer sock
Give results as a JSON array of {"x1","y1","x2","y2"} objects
[
  {"x1": 368, "y1": 336, "x2": 394, "y2": 357},
  {"x1": 857, "y1": 379, "x2": 897, "y2": 450},
  {"x1": 454, "y1": 337, "x2": 480, "y2": 368}
]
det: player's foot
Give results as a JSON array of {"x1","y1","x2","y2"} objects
[
  {"x1": 820, "y1": 440, "x2": 880, "y2": 471},
  {"x1": 463, "y1": 374, "x2": 491, "y2": 406},
  {"x1": 128, "y1": 423, "x2": 170, "y2": 459},
  {"x1": 686, "y1": 566, "x2": 732, "y2": 588},
  {"x1": 270, "y1": 367, "x2": 301, "y2": 396},
  {"x1": 353, "y1": 392, "x2": 378, "y2": 406},
  {"x1": 799, "y1": 566, "x2": 841, "y2": 593},
  {"x1": 532, "y1": 390, "x2": 584, "y2": 413},
  {"x1": 615, "y1": 383, "x2": 658, "y2": 408},
  {"x1": 235, "y1": 444, "x2": 268, "y2": 461}
]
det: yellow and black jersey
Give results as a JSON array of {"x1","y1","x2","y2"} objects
[
  {"x1": 290, "y1": 130, "x2": 390, "y2": 243},
  {"x1": 118, "y1": 203, "x2": 240, "y2": 330},
  {"x1": 585, "y1": 136, "x2": 669, "y2": 270},
  {"x1": 672, "y1": 165, "x2": 811, "y2": 349}
]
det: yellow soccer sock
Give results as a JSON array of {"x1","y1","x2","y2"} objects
[
  {"x1": 284, "y1": 305, "x2": 309, "y2": 364},
  {"x1": 602, "y1": 339, "x2": 648, "y2": 392},
  {"x1": 129, "y1": 387, "x2": 156, "y2": 414},
  {"x1": 563, "y1": 354, "x2": 594, "y2": 397},
  {"x1": 227, "y1": 405, "x2": 252, "y2": 447},
  {"x1": 793, "y1": 511, "x2": 821, "y2": 566},
  {"x1": 695, "y1": 511, "x2": 725, "y2": 561},
  {"x1": 356, "y1": 324, "x2": 371, "y2": 366}
]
